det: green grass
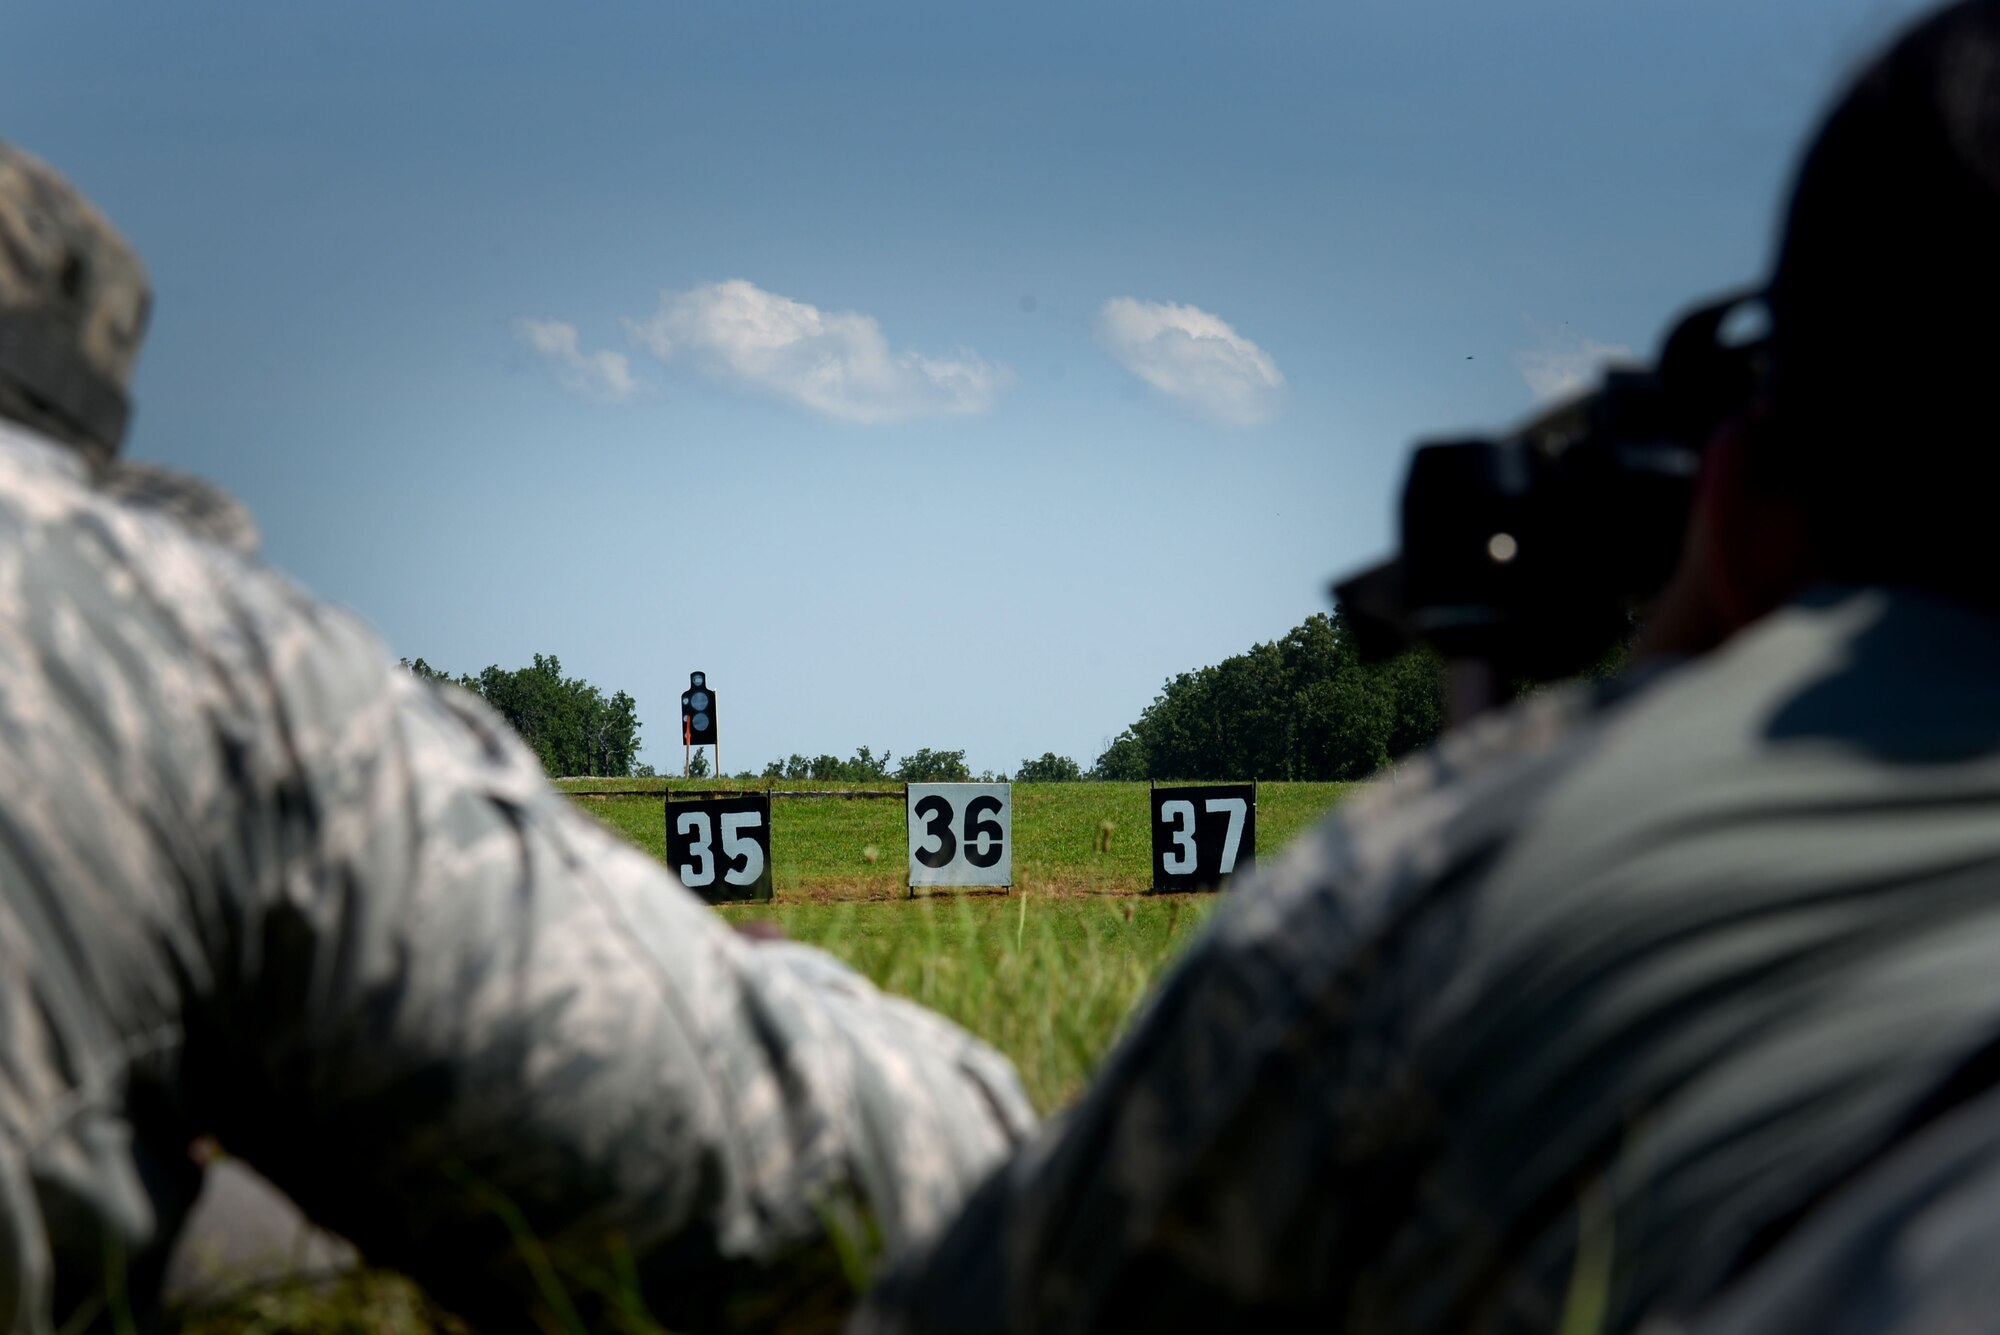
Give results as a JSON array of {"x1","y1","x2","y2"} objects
[
  {"x1": 567, "y1": 779, "x2": 1359, "y2": 1108},
  {"x1": 723, "y1": 893, "x2": 1222, "y2": 1112},
  {"x1": 558, "y1": 778, "x2": 1359, "y2": 1112}
]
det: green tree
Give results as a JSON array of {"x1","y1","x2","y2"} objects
[
  {"x1": 401, "y1": 653, "x2": 644, "y2": 778},
  {"x1": 1090, "y1": 731, "x2": 1149, "y2": 780},
  {"x1": 759, "y1": 746, "x2": 896, "y2": 783},
  {"x1": 1090, "y1": 611, "x2": 1445, "y2": 782},
  {"x1": 846, "y1": 745, "x2": 894, "y2": 780},
  {"x1": 400, "y1": 656, "x2": 457, "y2": 685},
  {"x1": 1015, "y1": 752, "x2": 1083, "y2": 782},
  {"x1": 894, "y1": 748, "x2": 972, "y2": 782}
]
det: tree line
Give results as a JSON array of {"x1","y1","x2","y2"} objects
[
  {"x1": 402, "y1": 654, "x2": 646, "y2": 778},
  {"x1": 408, "y1": 612, "x2": 1444, "y2": 787},
  {"x1": 680, "y1": 748, "x2": 1084, "y2": 784},
  {"x1": 737, "y1": 611, "x2": 1444, "y2": 786},
  {"x1": 1090, "y1": 611, "x2": 1445, "y2": 781},
  {"x1": 751, "y1": 747, "x2": 1009, "y2": 784}
]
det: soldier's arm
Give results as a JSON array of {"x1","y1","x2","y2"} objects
[{"x1": 28, "y1": 490, "x2": 1031, "y2": 1329}]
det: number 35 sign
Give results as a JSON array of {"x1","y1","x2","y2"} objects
[
  {"x1": 1150, "y1": 784, "x2": 1257, "y2": 892},
  {"x1": 907, "y1": 782, "x2": 1012, "y2": 890},
  {"x1": 668, "y1": 792, "x2": 774, "y2": 904}
]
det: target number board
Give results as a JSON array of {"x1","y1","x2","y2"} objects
[
  {"x1": 907, "y1": 782, "x2": 1012, "y2": 888},
  {"x1": 1150, "y1": 784, "x2": 1257, "y2": 891},
  {"x1": 667, "y1": 792, "x2": 773, "y2": 904}
]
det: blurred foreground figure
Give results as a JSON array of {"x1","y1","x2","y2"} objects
[
  {"x1": 858, "y1": 4, "x2": 2000, "y2": 1332},
  {"x1": 0, "y1": 141, "x2": 1032, "y2": 1333}
]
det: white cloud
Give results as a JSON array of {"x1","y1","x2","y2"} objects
[
  {"x1": 1513, "y1": 320, "x2": 1634, "y2": 403},
  {"x1": 624, "y1": 279, "x2": 1007, "y2": 424},
  {"x1": 514, "y1": 318, "x2": 638, "y2": 403},
  {"x1": 1096, "y1": 297, "x2": 1285, "y2": 428}
]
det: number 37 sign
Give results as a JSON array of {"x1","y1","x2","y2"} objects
[{"x1": 1150, "y1": 784, "x2": 1256, "y2": 892}]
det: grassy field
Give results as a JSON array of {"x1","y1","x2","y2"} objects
[
  {"x1": 563, "y1": 778, "x2": 1357, "y2": 1109},
  {"x1": 730, "y1": 894, "x2": 1218, "y2": 1111},
  {"x1": 562, "y1": 778, "x2": 1355, "y2": 901},
  {"x1": 170, "y1": 781, "x2": 1358, "y2": 1332}
]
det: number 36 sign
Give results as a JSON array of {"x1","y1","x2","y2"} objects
[
  {"x1": 1150, "y1": 783, "x2": 1256, "y2": 892},
  {"x1": 668, "y1": 792, "x2": 774, "y2": 904},
  {"x1": 907, "y1": 782, "x2": 1012, "y2": 890}
]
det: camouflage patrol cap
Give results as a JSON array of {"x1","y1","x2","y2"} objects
[{"x1": 0, "y1": 140, "x2": 149, "y2": 473}]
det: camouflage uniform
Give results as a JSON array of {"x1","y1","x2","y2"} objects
[
  {"x1": 856, "y1": 585, "x2": 2000, "y2": 1334},
  {"x1": 0, "y1": 142, "x2": 1033, "y2": 1333},
  {"x1": 1672, "y1": 1076, "x2": 2000, "y2": 1335}
]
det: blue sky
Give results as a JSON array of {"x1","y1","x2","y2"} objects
[{"x1": 2, "y1": 0, "x2": 1933, "y2": 774}]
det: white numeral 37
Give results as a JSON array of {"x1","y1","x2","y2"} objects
[{"x1": 1161, "y1": 797, "x2": 1247, "y2": 875}]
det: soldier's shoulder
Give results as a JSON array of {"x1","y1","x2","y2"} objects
[
  {"x1": 1, "y1": 423, "x2": 379, "y2": 692},
  {"x1": 100, "y1": 459, "x2": 261, "y2": 557},
  {"x1": 1215, "y1": 678, "x2": 1629, "y2": 960},
  {"x1": 1351, "y1": 679, "x2": 1614, "y2": 826},
  {"x1": 2, "y1": 425, "x2": 261, "y2": 556}
]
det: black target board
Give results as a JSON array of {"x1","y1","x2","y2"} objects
[
  {"x1": 682, "y1": 671, "x2": 717, "y2": 746},
  {"x1": 667, "y1": 791, "x2": 772, "y2": 904},
  {"x1": 1150, "y1": 784, "x2": 1257, "y2": 892}
]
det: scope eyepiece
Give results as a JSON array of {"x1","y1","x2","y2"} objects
[{"x1": 1336, "y1": 289, "x2": 1768, "y2": 681}]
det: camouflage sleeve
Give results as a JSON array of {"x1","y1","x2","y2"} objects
[
  {"x1": 0, "y1": 446, "x2": 1032, "y2": 1332},
  {"x1": 849, "y1": 691, "x2": 1605, "y2": 1335},
  {"x1": 1676, "y1": 1081, "x2": 2000, "y2": 1335}
]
